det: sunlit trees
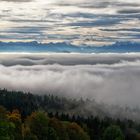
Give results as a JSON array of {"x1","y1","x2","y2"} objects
[
  {"x1": 0, "y1": 106, "x2": 15, "y2": 140},
  {"x1": 25, "y1": 111, "x2": 90, "y2": 140},
  {"x1": 66, "y1": 122, "x2": 90, "y2": 140},
  {"x1": 25, "y1": 111, "x2": 49, "y2": 140},
  {"x1": 8, "y1": 109, "x2": 22, "y2": 140},
  {"x1": 49, "y1": 118, "x2": 69, "y2": 140}
]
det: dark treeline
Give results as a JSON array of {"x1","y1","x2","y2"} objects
[
  {"x1": 0, "y1": 89, "x2": 88, "y2": 117},
  {"x1": 0, "y1": 89, "x2": 140, "y2": 140},
  {"x1": 0, "y1": 89, "x2": 110, "y2": 118}
]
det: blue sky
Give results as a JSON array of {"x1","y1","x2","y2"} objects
[{"x1": 0, "y1": 0, "x2": 140, "y2": 46}]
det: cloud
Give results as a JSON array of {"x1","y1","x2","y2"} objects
[
  {"x1": 1, "y1": 53, "x2": 140, "y2": 120},
  {"x1": 68, "y1": 18, "x2": 125, "y2": 27},
  {"x1": 0, "y1": 0, "x2": 140, "y2": 45},
  {"x1": 117, "y1": 9, "x2": 140, "y2": 14},
  {"x1": 0, "y1": 0, "x2": 32, "y2": 2},
  {"x1": 56, "y1": 0, "x2": 140, "y2": 9},
  {"x1": 100, "y1": 28, "x2": 140, "y2": 32},
  {"x1": 0, "y1": 53, "x2": 140, "y2": 107}
]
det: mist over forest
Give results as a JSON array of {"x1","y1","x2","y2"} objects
[{"x1": 0, "y1": 53, "x2": 140, "y2": 108}]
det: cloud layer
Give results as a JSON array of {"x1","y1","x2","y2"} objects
[
  {"x1": 0, "y1": 0, "x2": 140, "y2": 45},
  {"x1": 0, "y1": 53, "x2": 140, "y2": 108}
]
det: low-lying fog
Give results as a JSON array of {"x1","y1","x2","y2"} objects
[{"x1": 0, "y1": 53, "x2": 140, "y2": 108}]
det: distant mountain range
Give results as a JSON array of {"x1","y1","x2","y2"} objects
[{"x1": 0, "y1": 41, "x2": 140, "y2": 53}]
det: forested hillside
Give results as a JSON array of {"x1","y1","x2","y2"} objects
[
  {"x1": 0, "y1": 106, "x2": 90, "y2": 140},
  {"x1": 0, "y1": 89, "x2": 140, "y2": 140}
]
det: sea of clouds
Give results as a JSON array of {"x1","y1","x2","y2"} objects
[{"x1": 0, "y1": 53, "x2": 140, "y2": 108}]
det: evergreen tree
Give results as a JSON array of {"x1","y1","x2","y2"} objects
[{"x1": 103, "y1": 125, "x2": 124, "y2": 140}]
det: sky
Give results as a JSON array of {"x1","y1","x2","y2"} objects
[{"x1": 0, "y1": 0, "x2": 140, "y2": 46}]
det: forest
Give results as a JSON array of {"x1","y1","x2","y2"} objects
[{"x1": 0, "y1": 89, "x2": 140, "y2": 140}]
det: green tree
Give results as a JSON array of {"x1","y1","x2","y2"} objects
[
  {"x1": 66, "y1": 122, "x2": 90, "y2": 140},
  {"x1": 49, "y1": 118, "x2": 69, "y2": 140},
  {"x1": 0, "y1": 106, "x2": 15, "y2": 140},
  {"x1": 103, "y1": 125, "x2": 124, "y2": 140},
  {"x1": 26, "y1": 111, "x2": 49, "y2": 140},
  {"x1": 23, "y1": 124, "x2": 38, "y2": 140},
  {"x1": 8, "y1": 109, "x2": 22, "y2": 140},
  {"x1": 47, "y1": 127, "x2": 59, "y2": 140}
]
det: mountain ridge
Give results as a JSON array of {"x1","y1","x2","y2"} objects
[{"x1": 0, "y1": 41, "x2": 140, "y2": 53}]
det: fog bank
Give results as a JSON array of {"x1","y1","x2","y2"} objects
[{"x1": 0, "y1": 53, "x2": 140, "y2": 107}]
